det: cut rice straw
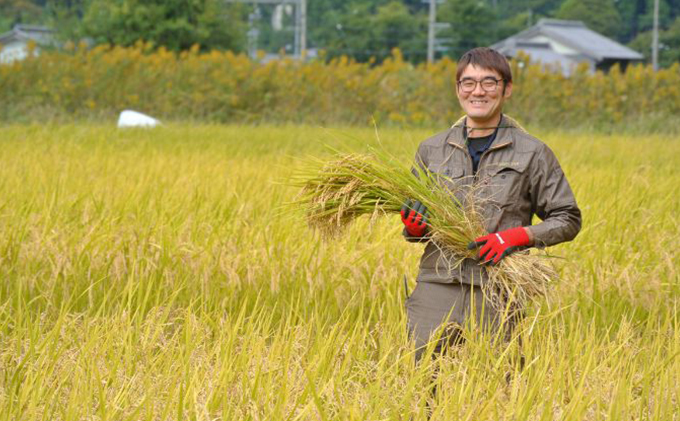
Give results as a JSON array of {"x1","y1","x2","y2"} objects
[{"x1": 291, "y1": 146, "x2": 557, "y2": 314}]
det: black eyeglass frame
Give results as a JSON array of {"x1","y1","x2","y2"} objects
[{"x1": 457, "y1": 77, "x2": 506, "y2": 93}]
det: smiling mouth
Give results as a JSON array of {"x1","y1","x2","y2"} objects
[{"x1": 470, "y1": 100, "x2": 488, "y2": 105}]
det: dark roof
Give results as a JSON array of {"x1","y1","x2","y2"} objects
[
  {"x1": 0, "y1": 25, "x2": 55, "y2": 46},
  {"x1": 492, "y1": 19, "x2": 643, "y2": 62}
]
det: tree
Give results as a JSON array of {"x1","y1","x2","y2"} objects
[
  {"x1": 0, "y1": 0, "x2": 44, "y2": 31},
  {"x1": 497, "y1": 0, "x2": 563, "y2": 19},
  {"x1": 319, "y1": 2, "x2": 375, "y2": 61},
  {"x1": 636, "y1": 0, "x2": 673, "y2": 32},
  {"x1": 614, "y1": 0, "x2": 647, "y2": 42},
  {"x1": 612, "y1": 0, "x2": 680, "y2": 43},
  {"x1": 316, "y1": 1, "x2": 426, "y2": 63},
  {"x1": 439, "y1": 0, "x2": 498, "y2": 60},
  {"x1": 59, "y1": 0, "x2": 245, "y2": 52},
  {"x1": 556, "y1": 0, "x2": 623, "y2": 38},
  {"x1": 629, "y1": 16, "x2": 680, "y2": 67},
  {"x1": 371, "y1": 1, "x2": 426, "y2": 61}
]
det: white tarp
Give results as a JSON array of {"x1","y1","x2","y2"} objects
[{"x1": 117, "y1": 110, "x2": 161, "y2": 128}]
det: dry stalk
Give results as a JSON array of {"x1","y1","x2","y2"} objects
[{"x1": 293, "y1": 152, "x2": 558, "y2": 314}]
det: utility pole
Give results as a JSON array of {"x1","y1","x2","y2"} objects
[
  {"x1": 247, "y1": 6, "x2": 261, "y2": 59},
  {"x1": 226, "y1": 0, "x2": 307, "y2": 60},
  {"x1": 300, "y1": 0, "x2": 306, "y2": 57},
  {"x1": 294, "y1": 2, "x2": 300, "y2": 57},
  {"x1": 427, "y1": 0, "x2": 436, "y2": 64},
  {"x1": 652, "y1": 0, "x2": 659, "y2": 71}
]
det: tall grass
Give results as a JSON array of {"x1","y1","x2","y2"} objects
[
  {"x1": 0, "y1": 124, "x2": 677, "y2": 420},
  {"x1": 2, "y1": 44, "x2": 680, "y2": 133}
]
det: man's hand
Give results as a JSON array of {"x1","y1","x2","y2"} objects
[
  {"x1": 401, "y1": 199, "x2": 428, "y2": 238},
  {"x1": 467, "y1": 227, "x2": 531, "y2": 265}
]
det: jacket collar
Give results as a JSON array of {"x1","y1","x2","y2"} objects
[{"x1": 447, "y1": 114, "x2": 517, "y2": 150}]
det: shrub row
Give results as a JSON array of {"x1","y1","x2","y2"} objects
[{"x1": 2, "y1": 42, "x2": 679, "y2": 131}]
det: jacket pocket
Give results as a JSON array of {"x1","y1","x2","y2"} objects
[
  {"x1": 428, "y1": 163, "x2": 466, "y2": 198},
  {"x1": 484, "y1": 163, "x2": 527, "y2": 207},
  {"x1": 427, "y1": 161, "x2": 464, "y2": 178}
]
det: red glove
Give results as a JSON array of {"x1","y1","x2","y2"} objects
[
  {"x1": 467, "y1": 227, "x2": 531, "y2": 265},
  {"x1": 401, "y1": 199, "x2": 428, "y2": 238}
]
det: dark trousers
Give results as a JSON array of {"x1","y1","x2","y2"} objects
[{"x1": 406, "y1": 281, "x2": 519, "y2": 362}]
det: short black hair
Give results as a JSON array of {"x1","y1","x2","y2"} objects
[{"x1": 457, "y1": 47, "x2": 513, "y2": 84}]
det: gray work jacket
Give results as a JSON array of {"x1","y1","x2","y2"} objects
[{"x1": 409, "y1": 115, "x2": 582, "y2": 285}]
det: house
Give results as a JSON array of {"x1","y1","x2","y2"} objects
[
  {"x1": 0, "y1": 24, "x2": 56, "y2": 64},
  {"x1": 491, "y1": 19, "x2": 644, "y2": 75}
]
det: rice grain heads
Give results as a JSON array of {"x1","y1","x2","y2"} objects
[{"x1": 293, "y1": 149, "x2": 557, "y2": 314}]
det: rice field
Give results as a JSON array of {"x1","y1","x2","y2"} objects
[{"x1": 0, "y1": 124, "x2": 678, "y2": 420}]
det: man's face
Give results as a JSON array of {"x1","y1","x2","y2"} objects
[{"x1": 456, "y1": 64, "x2": 512, "y2": 124}]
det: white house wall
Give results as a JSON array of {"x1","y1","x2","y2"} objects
[
  {"x1": 528, "y1": 35, "x2": 579, "y2": 56},
  {"x1": 0, "y1": 41, "x2": 40, "y2": 64}
]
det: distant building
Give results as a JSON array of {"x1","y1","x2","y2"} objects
[
  {"x1": 491, "y1": 19, "x2": 644, "y2": 75},
  {"x1": 0, "y1": 25, "x2": 56, "y2": 64}
]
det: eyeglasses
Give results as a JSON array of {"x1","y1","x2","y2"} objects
[{"x1": 457, "y1": 77, "x2": 504, "y2": 93}]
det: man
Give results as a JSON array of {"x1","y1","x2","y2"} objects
[{"x1": 401, "y1": 47, "x2": 581, "y2": 361}]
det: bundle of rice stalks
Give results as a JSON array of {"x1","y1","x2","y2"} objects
[{"x1": 292, "y1": 149, "x2": 557, "y2": 312}]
